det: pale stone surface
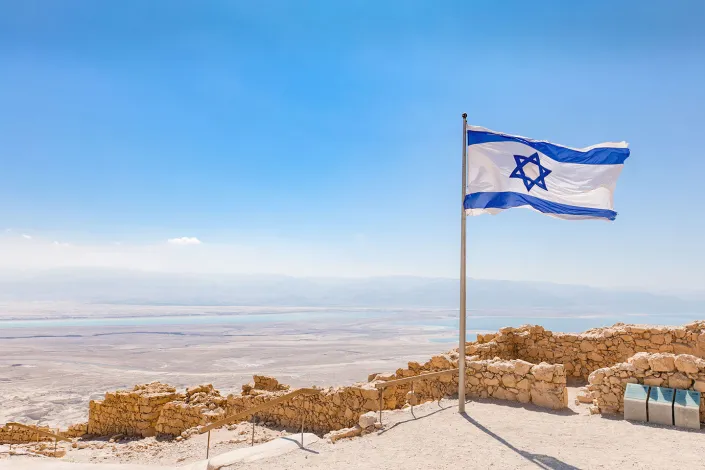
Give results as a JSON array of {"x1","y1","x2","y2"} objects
[
  {"x1": 668, "y1": 372, "x2": 691, "y2": 390},
  {"x1": 648, "y1": 387, "x2": 674, "y2": 426},
  {"x1": 623, "y1": 384, "x2": 649, "y2": 423},
  {"x1": 326, "y1": 425, "x2": 362, "y2": 443},
  {"x1": 530, "y1": 363, "x2": 554, "y2": 382},
  {"x1": 673, "y1": 390, "x2": 700, "y2": 430},
  {"x1": 674, "y1": 354, "x2": 699, "y2": 373},
  {"x1": 357, "y1": 412, "x2": 378, "y2": 429},
  {"x1": 648, "y1": 354, "x2": 676, "y2": 372}
]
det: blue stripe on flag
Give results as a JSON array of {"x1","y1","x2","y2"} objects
[
  {"x1": 467, "y1": 130, "x2": 629, "y2": 165},
  {"x1": 464, "y1": 192, "x2": 617, "y2": 220}
]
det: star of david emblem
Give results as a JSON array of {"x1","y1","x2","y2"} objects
[{"x1": 510, "y1": 152, "x2": 552, "y2": 192}]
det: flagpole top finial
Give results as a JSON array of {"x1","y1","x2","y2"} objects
[{"x1": 462, "y1": 113, "x2": 467, "y2": 119}]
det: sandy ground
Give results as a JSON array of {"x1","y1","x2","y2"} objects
[
  {"x1": 232, "y1": 387, "x2": 705, "y2": 470},
  {"x1": 0, "y1": 304, "x2": 458, "y2": 427},
  {"x1": 3, "y1": 387, "x2": 705, "y2": 469}
]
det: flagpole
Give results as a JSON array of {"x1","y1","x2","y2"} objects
[{"x1": 458, "y1": 112, "x2": 468, "y2": 413}]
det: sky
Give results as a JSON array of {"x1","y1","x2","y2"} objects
[{"x1": 1, "y1": 1, "x2": 704, "y2": 291}]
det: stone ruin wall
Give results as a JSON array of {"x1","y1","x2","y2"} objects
[
  {"x1": 470, "y1": 322, "x2": 705, "y2": 379},
  {"x1": 587, "y1": 352, "x2": 705, "y2": 422},
  {"x1": 87, "y1": 354, "x2": 567, "y2": 439},
  {"x1": 0, "y1": 424, "x2": 57, "y2": 444},
  {"x1": 6, "y1": 321, "x2": 705, "y2": 443},
  {"x1": 87, "y1": 382, "x2": 180, "y2": 438},
  {"x1": 0, "y1": 422, "x2": 87, "y2": 444}
]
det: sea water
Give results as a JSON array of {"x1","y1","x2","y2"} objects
[{"x1": 1, "y1": 308, "x2": 701, "y2": 341}]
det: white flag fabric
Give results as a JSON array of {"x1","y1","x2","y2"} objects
[{"x1": 465, "y1": 125, "x2": 630, "y2": 220}]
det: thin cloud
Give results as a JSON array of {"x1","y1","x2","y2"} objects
[
  {"x1": 22, "y1": 234, "x2": 32, "y2": 239},
  {"x1": 52, "y1": 241, "x2": 70, "y2": 247},
  {"x1": 167, "y1": 237, "x2": 202, "y2": 246}
]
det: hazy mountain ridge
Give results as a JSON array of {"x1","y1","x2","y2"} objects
[{"x1": 0, "y1": 268, "x2": 702, "y2": 315}]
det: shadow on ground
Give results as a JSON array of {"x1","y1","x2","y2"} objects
[
  {"x1": 280, "y1": 437, "x2": 320, "y2": 454},
  {"x1": 472, "y1": 397, "x2": 578, "y2": 416},
  {"x1": 377, "y1": 402, "x2": 451, "y2": 435},
  {"x1": 461, "y1": 412, "x2": 581, "y2": 470}
]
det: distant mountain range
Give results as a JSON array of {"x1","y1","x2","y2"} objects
[{"x1": 0, "y1": 268, "x2": 702, "y2": 316}]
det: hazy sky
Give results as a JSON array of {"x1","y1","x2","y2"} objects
[{"x1": 1, "y1": 1, "x2": 704, "y2": 291}]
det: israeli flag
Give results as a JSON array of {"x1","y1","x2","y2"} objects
[{"x1": 465, "y1": 126, "x2": 630, "y2": 221}]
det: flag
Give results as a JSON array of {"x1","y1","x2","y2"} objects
[{"x1": 464, "y1": 125, "x2": 630, "y2": 220}]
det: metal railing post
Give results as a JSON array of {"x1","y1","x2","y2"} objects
[
  {"x1": 410, "y1": 382, "x2": 416, "y2": 419},
  {"x1": 300, "y1": 415, "x2": 305, "y2": 449},
  {"x1": 378, "y1": 388, "x2": 383, "y2": 426},
  {"x1": 251, "y1": 415, "x2": 255, "y2": 446},
  {"x1": 206, "y1": 430, "x2": 211, "y2": 458}
]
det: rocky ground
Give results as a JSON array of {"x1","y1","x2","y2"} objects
[{"x1": 0, "y1": 421, "x2": 288, "y2": 465}]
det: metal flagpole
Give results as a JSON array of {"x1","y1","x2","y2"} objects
[{"x1": 458, "y1": 112, "x2": 468, "y2": 413}]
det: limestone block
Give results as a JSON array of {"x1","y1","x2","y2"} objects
[
  {"x1": 648, "y1": 354, "x2": 675, "y2": 372},
  {"x1": 667, "y1": 373, "x2": 692, "y2": 390},
  {"x1": 512, "y1": 360, "x2": 533, "y2": 375},
  {"x1": 644, "y1": 377, "x2": 663, "y2": 387},
  {"x1": 327, "y1": 425, "x2": 362, "y2": 443},
  {"x1": 693, "y1": 380, "x2": 705, "y2": 393},
  {"x1": 530, "y1": 363, "x2": 555, "y2": 382},
  {"x1": 530, "y1": 381, "x2": 568, "y2": 410},
  {"x1": 588, "y1": 369, "x2": 606, "y2": 385},
  {"x1": 358, "y1": 411, "x2": 378, "y2": 429},
  {"x1": 673, "y1": 389, "x2": 700, "y2": 430},
  {"x1": 674, "y1": 355, "x2": 700, "y2": 374},
  {"x1": 501, "y1": 374, "x2": 516, "y2": 388},
  {"x1": 623, "y1": 383, "x2": 649, "y2": 423},
  {"x1": 647, "y1": 387, "x2": 674, "y2": 426},
  {"x1": 516, "y1": 378, "x2": 530, "y2": 390}
]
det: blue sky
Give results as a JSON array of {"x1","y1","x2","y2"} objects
[{"x1": 1, "y1": 1, "x2": 704, "y2": 291}]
